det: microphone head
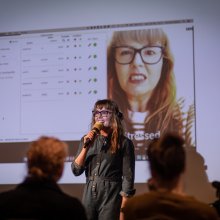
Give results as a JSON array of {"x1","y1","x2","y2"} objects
[
  {"x1": 212, "y1": 181, "x2": 220, "y2": 190},
  {"x1": 93, "y1": 122, "x2": 104, "y2": 132}
]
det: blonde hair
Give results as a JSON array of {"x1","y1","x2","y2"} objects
[
  {"x1": 27, "y1": 136, "x2": 68, "y2": 181},
  {"x1": 107, "y1": 29, "x2": 178, "y2": 133}
]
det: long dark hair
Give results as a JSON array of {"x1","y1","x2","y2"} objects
[{"x1": 91, "y1": 99, "x2": 124, "y2": 153}]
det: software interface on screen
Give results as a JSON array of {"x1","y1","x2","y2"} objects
[{"x1": 0, "y1": 19, "x2": 195, "y2": 163}]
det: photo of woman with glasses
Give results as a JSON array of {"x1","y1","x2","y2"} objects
[
  {"x1": 71, "y1": 99, "x2": 136, "y2": 220},
  {"x1": 107, "y1": 28, "x2": 184, "y2": 160}
]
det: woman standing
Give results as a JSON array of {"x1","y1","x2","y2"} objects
[{"x1": 71, "y1": 99, "x2": 135, "y2": 220}]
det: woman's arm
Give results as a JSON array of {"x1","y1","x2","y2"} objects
[
  {"x1": 120, "y1": 139, "x2": 136, "y2": 220},
  {"x1": 120, "y1": 138, "x2": 136, "y2": 203},
  {"x1": 74, "y1": 147, "x2": 89, "y2": 166},
  {"x1": 71, "y1": 130, "x2": 96, "y2": 176}
]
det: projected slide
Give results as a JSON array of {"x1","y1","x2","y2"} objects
[
  {"x1": 0, "y1": 31, "x2": 107, "y2": 142},
  {"x1": 107, "y1": 24, "x2": 195, "y2": 160},
  {"x1": 0, "y1": 19, "x2": 195, "y2": 162}
]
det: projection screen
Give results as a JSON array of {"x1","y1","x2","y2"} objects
[{"x1": 0, "y1": 19, "x2": 196, "y2": 184}]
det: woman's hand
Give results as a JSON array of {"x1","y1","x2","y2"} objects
[
  {"x1": 120, "y1": 210, "x2": 125, "y2": 220},
  {"x1": 120, "y1": 196, "x2": 129, "y2": 220},
  {"x1": 83, "y1": 130, "x2": 96, "y2": 146}
]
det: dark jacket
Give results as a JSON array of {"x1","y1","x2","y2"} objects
[
  {"x1": 0, "y1": 177, "x2": 87, "y2": 220},
  {"x1": 123, "y1": 190, "x2": 219, "y2": 220}
]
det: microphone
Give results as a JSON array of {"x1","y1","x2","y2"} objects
[
  {"x1": 84, "y1": 122, "x2": 103, "y2": 148},
  {"x1": 212, "y1": 181, "x2": 220, "y2": 190}
]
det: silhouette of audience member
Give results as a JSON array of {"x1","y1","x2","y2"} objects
[
  {"x1": 211, "y1": 181, "x2": 220, "y2": 217},
  {"x1": 0, "y1": 136, "x2": 87, "y2": 220},
  {"x1": 122, "y1": 133, "x2": 218, "y2": 220}
]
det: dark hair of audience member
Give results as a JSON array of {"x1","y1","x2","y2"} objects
[{"x1": 146, "y1": 133, "x2": 185, "y2": 189}]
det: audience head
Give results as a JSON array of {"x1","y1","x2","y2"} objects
[
  {"x1": 27, "y1": 136, "x2": 68, "y2": 181},
  {"x1": 147, "y1": 133, "x2": 185, "y2": 189}
]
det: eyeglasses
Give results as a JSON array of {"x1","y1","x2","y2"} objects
[
  {"x1": 114, "y1": 46, "x2": 164, "y2": 65},
  {"x1": 92, "y1": 110, "x2": 112, "y2": 117}
]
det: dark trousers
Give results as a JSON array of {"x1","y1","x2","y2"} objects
[{"x1": 83, "y1": 179, "x2": 122, "y2": 220}]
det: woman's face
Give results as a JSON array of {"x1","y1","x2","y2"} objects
[
  {"x1": 115, "y1": 41, "x2": 163, "y2": 99},
  {"x1": 93, "y1": 106, "x2": 112, "y2": 127}
]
